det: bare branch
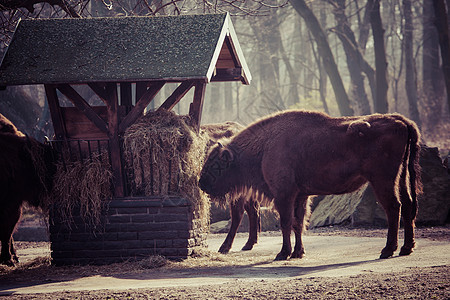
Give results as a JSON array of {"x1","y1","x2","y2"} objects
[{"x1": 0, "y1": 0, "x2": 82, "y2": 17}]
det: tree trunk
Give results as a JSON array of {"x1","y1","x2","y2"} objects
[
  {"x1": 252, "y1": 13, "x2": 285, "y2": 113},
  {"x1": 423, "y1": 0, "x2": 444, "y2": 124},
  {"x1": 289, "y1": 0, "x2": 354, "y2": 116},
  {"x1": 276, "y1": 16, "x2": 299, "y2": 108},
  {"x1": 224, "y1": 82, "x2": 233, "y2": 116},
  {"x1": 358, "y1": 0, "x2": 371, "y2": 55},
  {"x1": 403, "y1": 0, "x2": 421, "y2": 127},
  {"x1": 319, "y1": 9, "x2": 329, "y2": 114},
  {"x1": 331, "y1": 0, "x2": 371, "y2": 115},
  {"x1": 433, "y1": 0, "x2": 450, "y2": 112},
  {"x1": 369, "y1": 0, "x2": 389, "y2": 113}
]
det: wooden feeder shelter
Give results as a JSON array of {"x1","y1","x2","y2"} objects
[{"x1": 0, "y1": 13, "x2": 251, "y2": 264}]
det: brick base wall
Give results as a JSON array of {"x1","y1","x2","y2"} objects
[{"x1": 49, "y1": 196, "x2": 208, "y2": 265}]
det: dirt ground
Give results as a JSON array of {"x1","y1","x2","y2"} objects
[{"x1": 1, "y1": 225, "x2": 449, "y2": 299}]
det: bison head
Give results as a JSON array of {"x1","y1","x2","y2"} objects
[{"x1": 199, "y1": 142, "x2": 237, "y2": 197}]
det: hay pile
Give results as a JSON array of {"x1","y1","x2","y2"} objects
[
  {"x1": 49, "y1": 152, "x2": 112, "y2": 229},
  {"x1": 123, "y1": 109, "x2": 210, "y2": 226},
  {"x1": 27, "y1": 138, "x2": 55, "y2": 211}
]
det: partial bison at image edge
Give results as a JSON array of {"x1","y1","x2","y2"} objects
[
  {"x1": 199, "y1": 109, "x2": 421, "y2": 261},
  {"x1": 0, "y1": 114, "x2": 56, "y2": 266}
]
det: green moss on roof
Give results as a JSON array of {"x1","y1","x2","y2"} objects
[{"x1": 0, "y1": 14, "x2": 228, "y2": 85}]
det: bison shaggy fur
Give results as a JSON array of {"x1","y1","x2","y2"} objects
[{"x1": 199, "y1": 110, "x2": 421, "y2": 260}]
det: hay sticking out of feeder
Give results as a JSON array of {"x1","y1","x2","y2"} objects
[
  {"x1": 26, "y1": 138, "x2": 54, "y2": 211},
  {"x1": 123, "y1": 109, "x2": 210, "y2": 227},
  {"x1": 50, "y1": 152, "x2": 112, "y2": 228}
]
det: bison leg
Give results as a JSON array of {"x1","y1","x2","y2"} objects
[
  {"x1": 371, "y1": 180, "x2": 401, "y2": 259},
  {"x1": 1, "y1": 237, "x2": 15, "y2": 266},
  {"x1": 242, "y1": 199, "x2": 260, "y2": 251},
  {"x1": 398, "y1": 167, "x2": 416, "y2": 256},
  {"x1": 262, "y1": 153, "x2": 297, "y2": 260},
  {"x1": 1, "y1": 208, "x2": 21, "y2": 266},
  {"x1": 274, "y1": 195, "x2": 296, "y2": 261},
  {"x1": 218, "y1": 196, "x2": 245, "y2": 254},
  {"x1": 10, "y1": 237, "x2": 18, "y2": 263},
  {"x1": 291, "y1": 195, "x2": 309, "y2": 259}
]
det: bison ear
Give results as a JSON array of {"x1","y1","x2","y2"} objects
[{"x1": 220, "y1": 148, "x2": 234, "y2": 162}]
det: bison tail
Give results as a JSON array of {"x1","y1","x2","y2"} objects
[{"x1": 406, "y1": 120, "x2": 422, "y2": 220}]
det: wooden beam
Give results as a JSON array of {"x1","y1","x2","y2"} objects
[
  {"x1": 211, "y1": 68, "x2": 242, "y2": 82},
  {"x1": 105, "y1": 84, "x2": 125, "y2": 197},
  {"x1": 57, "y1": 84, "x2": 109, "y2": 134},
  {"x1": 119, "y1": 81, "x2": 165, "y2": 133},
  {"x1": 44, "y1": 84, "x2": 66, "y2": 140},
  {"x1": 189, "y1": 81, "x2": 206, "y2": 131},
  {"x1": 225, "y1": 36, "x2": 240, "y2": 66},
  {"x1": 88, "y1": 83, "x2": 109, "y2": 105},
  {"x1": 120, "y1": 82, "x2": 132, "y2": 108},
  {"x1": 136, "y1": 82, "x2": 148, "y2": 102},
  {"x1": 157, "y1": 80, "x2": 195, "y2": 112}
]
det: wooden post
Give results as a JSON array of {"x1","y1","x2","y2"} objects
[
  {"x1": 120, "y1": 82, "x2": 132, "y2": 114},
  {"x1": 105, "y1": 83, "x2": 125, "y2": 197},
  {"x1": 119, "y1": 81, "x2": 165, "y2": 133},
  {"x1": 136, "y1": 82, "x2": 148, "y2": 105},
  {"x1": 189, "y1": 81, "x2": 206, "y2": 131},
  {"x1": 44, "y1": 84, "x2": 66, "y2": 140}
]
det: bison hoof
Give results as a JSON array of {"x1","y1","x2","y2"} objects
[
  {"x1": 218, "y1": 245, "x2": 231, "y2": 254},
  {"x1": 1, "y1": 259, "x2": 16, "y2": 267},
  {"x1": 399, "y1": 246, "x2": 413, "y2": 256},
  {"x1": 379, "y1": 250, "x2": 394, "y2": 259},
  {"x1": 241, "y1": 242, "x2": 256, "y2": 251},
  {"x1": 274, "y1": 253, "x2": 290, "y2": 261},
  {"x1": 290, "y1": 250, "x2": 305, "y2": 259}
]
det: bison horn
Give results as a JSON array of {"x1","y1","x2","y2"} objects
[{"x1": 220, "y1": 148, "x2": 234, "y2": 162}]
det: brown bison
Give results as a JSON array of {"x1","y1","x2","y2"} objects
[
  {"x1": 201, "y1": 121, "x2": 260, "y2": 253},
  {"x1": 0, "y1": 113, "x2": 56, "y2": 266},
  {"x1": 199, "y1": 110, "x2": 421, "y2": 260}
]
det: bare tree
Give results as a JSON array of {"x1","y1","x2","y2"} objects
[
  {"x1": 368, "y1": 0, "x2": 388, "y2": 113},
  {"x1": 432, "y1": 0, "x2": 450, "y2": 112},
  {"x1": 328, "y1": 0, "x2": 371, "y2": 115},
  {"x1": 0, "y1": 0, "x2": 82, "y2": 16},
  {"x1": 422, "y1": 0, "x2": 443, "y2": 124},
  {"x1": 289, "y1": 0, "x2": 354, "y2": 116},
  {"x1": 402, "y1": 0, "x2": 420, "y2": 126}
]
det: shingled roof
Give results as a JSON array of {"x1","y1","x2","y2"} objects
[{"x1": 0, "y1": 13, "x2": 251, "y2": 86}]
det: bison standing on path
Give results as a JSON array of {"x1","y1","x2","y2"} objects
[
  {"x1": 199, "y1": 110, "x2": 421, "y2": 260},
  {"x1": 0, "y1": 113, "x2": 56, "y2": 266}
]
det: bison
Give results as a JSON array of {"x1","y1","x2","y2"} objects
[
  {"x1": 199, "y1": 110, "x2": 421, "y2": 260},
  {"x1": 201, "y1": 121, "x2": 260, "y2": 253},
  {"x1": 0, "y1": 114, "x2": 56, "y2": 266}
]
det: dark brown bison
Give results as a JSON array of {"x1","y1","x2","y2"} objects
[
  {"x1": 201, "y1": 121, "x2": 260, "y2": 253},
  {"x1": 0, "y1": 114, "x2": 56, "y2": 266},
  {"x1": 199, "y1": 110, "x2": 421, "y2": 260}
]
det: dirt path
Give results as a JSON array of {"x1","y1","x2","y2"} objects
[{"x1": 1, "y1": 226, "x2": 449, "y2": 299}]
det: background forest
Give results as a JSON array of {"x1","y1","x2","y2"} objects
[{"x1": 0, "y1": 0, "x2": 449, "y2": 152}]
